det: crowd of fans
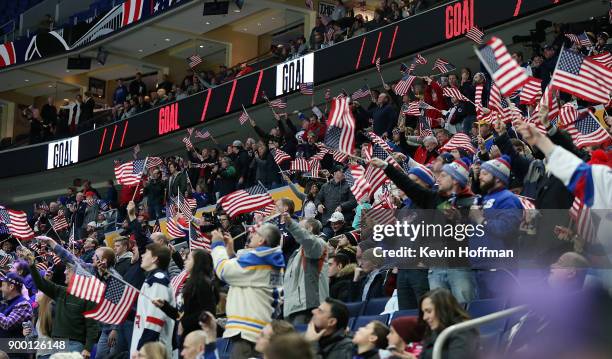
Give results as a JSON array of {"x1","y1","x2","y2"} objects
[
  {"x1": 1, "y1": 3, "x2": 612, "y2": 359},
  {"x1": 16, "y1": 0, "x2": 452, "y2": 148}
]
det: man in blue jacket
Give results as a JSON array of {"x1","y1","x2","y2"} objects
[{"x1": 469, "y1": 155, "x2": 523, "y2": 298}]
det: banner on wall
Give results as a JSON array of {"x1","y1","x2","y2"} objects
[
  {"x1": 275, "y1": 53, "x2": 314, "y2": 96},
  {"x1": 318, "y1": 1, "x2": 336, "y2": 17},
  {"x1": 47, "y1": 136, "x2": 79, "y2": 169}
]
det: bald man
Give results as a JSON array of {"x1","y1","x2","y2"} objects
[{"x1": 182, "y1": 330, "x2": 207, "y2": 359}]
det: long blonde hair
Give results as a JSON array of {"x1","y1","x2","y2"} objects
[{"x1": 37, "y1": 293, "x2": 54, "y2": 337}]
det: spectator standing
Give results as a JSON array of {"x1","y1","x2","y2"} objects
[
  {"x1": 130, "y1": 243, "x2": 175, "y2": 357},
  {"x1": 130, "y1": 72, "x2": 148, "y2": 98},
  {"x1": 113, "y1": 236, "x2": 133, "y2": 277},
  {"x1": 315, "y1": 166, "x2": 357, "y2": 226},
  {"x1": 113, "y1": 79, "x2": 128, "y2": 106},
  {"x1": 328, "y1": 249, "x2": 357, "y2": 302},
  {"x1": 26, "y1": 253, "x2": 99, "y2": 357},
  {"x1": 167, "y1": 160, "x2": 190, "y2": 199},
  {"x1": 351, "y1": 248, "x2": 388, "y2": 302},
  {"x1": 41, "y1": 97, "x2": 57, "y2": 138},
  {"x1": 144, "y1": 168, "x2": 166, "y2": 220},
  {"x1": 370, "y1": 93, "x2": 398, "y2": 137},
  {"x1": 282, "y1": 214, "x2": 329, "y2": 325},
  {"x1": 210, "y1": 225, "x2": 285, "y2": 359}
]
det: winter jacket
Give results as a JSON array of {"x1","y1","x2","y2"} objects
[
  {"x1": 370, "y1": 103, "x2": 398, "y2": 137},
  {"x1": 283, "y1": 221, "x2": 329, "y2": 318},
  {"x1": 233, "y1": 149, "x2": 252, "y2": 184},
  {"x1": 314, "y1": 329, "x2": 353, "y2": 359},
  {"x1": 254, "y1": 151, "x2": 281, "y2": 188},
  {"x1": 167, "y1": 171, "x2": 190, "y2": 199},
  {"x1": 412, "y1": 146, "x2": 438, "y2": 165},
  {"x1": 329, "y1": 263, "x2": 356, "y2": 303},
  {"x1": 144, "y1": 179, "x2": 166, "y2": 208},
  {"x1": 115, "y1": 251, "x2": 133, "y2": 277},
  {"x1": 420, "y1": 327, "x2": 479, "y2": 359},
  {"x1": 315, "y1": 179, "x2": 357, "y2": 225},
  {"x1": 131, "y1": 269, "x2": 175, "y2": 357},
  {"x1": 470, "y1": 188, "x2": 522, "y2": 268},
  {"x1": 351, "y1": 268, "x2": 388, "y2": 302},
  {"x1": 30, "y1": 264, "x2": 99, "y2": 351},
  {"x1": 211, "y1": 242, "x2": 285, "y2": 343},
  {"x1": 423, "y1": 81, "x2": 448, "y2": 127}
]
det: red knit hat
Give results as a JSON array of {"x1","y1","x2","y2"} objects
[{"x1": 390, "y1": 316, "x2": 425, "y2": 343}]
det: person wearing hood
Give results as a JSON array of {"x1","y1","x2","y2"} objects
[
  {"x1": 210, "y1": 224, "x2": 285, "y2": 359},
  {"x1": 328, "y1": 249, "x2": 357, "y2": 303},
  {"x1": 113, "y1": 236, "x2": 133, "y2": 277}
]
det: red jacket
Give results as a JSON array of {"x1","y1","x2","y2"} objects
[
  {"x1": 119, "y1": 182, "x2": 144, "y2": 207},
  {"x1": 413, "y1": 146, "x2": 438, "y2": 165},
  {"x1": 302, "y1": 121, "x2": 327, "y2": 142},
  {"x1": 424, "y1": 81, "x2": 448, "y2": 128}
]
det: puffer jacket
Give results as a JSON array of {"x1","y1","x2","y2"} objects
[
  {"x1": 283, "y1": 221, "x2": 329, "y2": 318},
  {"x1": 329, "y1": 263, "x2": 356, "y2": 303}
]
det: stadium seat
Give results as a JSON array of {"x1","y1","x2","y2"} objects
[
  {"x1": 351, "y1": 314, "x2": 390, "y2": 331},
  {"x1": 467, "y1": 299, "x2": 506, "y2": 318},
  {"x1": 344, "y1": 301, "x2": 365, "y2": 317},
  {"x1": 390, "y1": 309, "x2": 419, "y2": 322},
  {"x1": 363, "y1": 297, "x2": 389, "y2": 315},
  {"x1": 294, "y1": 323, "x2": 308, "y2": 333},
  {"x1": 216, "y1": 337, "x2": 231, "y2": 359}
]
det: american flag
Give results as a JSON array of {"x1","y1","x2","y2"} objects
[
  {"x1": 272, "y1": 148, "x2": 291, "y2": 165},
  {"x1": 83, "y1": 274, "x2": 138, "y2": 324},
  {"x1": 439, "y1": 133, "x2": 476, "y2": 154},
  {"x1": 152, "y1": 219, "x2": 161, "y2": 233},
  {"x1": 219, "y1": 184, "x2": 274, "y2": 218},
  {"x1": 344, "y1": 164, "x2": 371, "y2": 202},
  {"x1": 0, "y1": 254, "x2": 11, "y2": 268},
  {"x1": 177, "y1": 193, "x2": 193, "y2": 220},
  {"x1": 189, "y1": 224, "x2": 211, "y2": 250},
  {"x1": 362, "y1": 136, "x2": 393, "y2": 196},
  {"x1": 351, "y1": 86, "x2": 371, "y2": 100},
  {"x1": 195, "y1": 128, "x2": 211, "y2": 139},
  {"x1": 308, "y1": 159, "x2": 321, "y2": 177},
  {"x1": 166, "y1": 215, "x2": 189, "y2": 239},
  {"x1": 365, "y1": 202, "x2": 396, "y2": 224},
  {"x1": 238, "y1": 109, "x2": 250, "y2": 125},
  {"x1": 564, "y1": 110, "x2": 610, "y2": 148},
  {"x1": 170, "y1": 270, "x2": 188, "y2": 297},
  {"x1": 67, "y1": 263, "x2": 105, "y2": 302},
  {"x1": 550, "y1": 47, "x2": 612, "y2": 104},
  {"x1": 475, "y1": 37, "x2": 528, "y2": 96},
  {"x1": 51, "y1": 212, "x2": 69, "y2": 232},
  {"x1": 537, "y1": 84, "x2": 560, "y2": 121},
  {"x1": 188, "y1": 54, "x2": 203, "y2": 68},
  {"x1": 375, "y1": 57, "x2": 381, "y2": 72},
  {"x1": 564, "y1": 32, "x2": 592, "y2": 47},
  {"x1": 324, "y1": 97, "x2": 356, "y2": 155},
  {"x1": 299, "y1": 82, "x2": 314, "y2": 95},
  {"x1": 253, "y1": 202, "x2": 276, "y2": 218},
  {"x1": 0, "y1": 206, "x2": 34, "y2": 240},
  {"x1": 418, "y1": 116, "x2": 434, "y2": 138},
  {"x1": 558, "y1": 103, "x2": 578, "y2": 127},
  {"x1": 186, "y1": 197, "x2": 197, "y2": 212},
  {"x1": 570, "y1": 198, "x2": 594, "y2": 242},
  {"x1": 415, "y1": 53, "x2": 427, "y2": 65},
  {"x1": 394, "y1": 75, "x2": 416, "y2": 96},
  {"x1": 330, "y1": 149, "x2": 349, "y2": 163},
  {"x1": 182, "y1": 136, "x2": 193, "y2": 148},
  {"x1": 590, "y1": 52, "x2": 612, "y2": 68},
  {"x1": 146, "y1": 157, "x2": 164, "y2": 170},
  {"x1": 465, "y1": 26, "x2": 484, "y2": 44},
  {"x1": 114, "y1": 159, "x2": 146, "y2": 186},
  {"x1": 516, "y1": 195, "x2": 536, "y2": 210},
  {"x1": 269, "y1": 97, "x2": 287, "y2": 109},
  {"x1": 290, "y1": 157, "x2": 310, "y2": 172},
  {"x1": 432, "y1": 58, "x2": 456, "y2": 74},
  {"x1": 442, "y1": 87, "x2": 469, "y2": 102},
  {"x1": 36, "y1": 262, "x2": 48, "y2": 272},
  {"x1": 311, "y1": 147, "x2": 329, "y2": 161},
  {"x1": 519, "y1": 77, "x2": 543, "y2": 105},
  {"x1": 403, "y1": 101, "x2": 421, "y2": 116},
  {"x1": 400, "y1": 62, "x2": 410, "y2": 74}
]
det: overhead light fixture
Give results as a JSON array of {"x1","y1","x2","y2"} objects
[
  {"x1": 234, "y1": 9, "x2": 240, "y2": 13},
  {"x1": 205, "y1": 21, "x2": 211, "y2": 25},
  {"x1": 48, "y1": 84, "x2": 53, "y2": 87},
  {"x1": 24, "y1": 79, "x2": 29, "y2": 82},
  {"x1": 66, "y1": 69, "x2": 70, "y2": 73},
  {"x1": 138, "y1": 49, "x2": 143, "y2": 52},
  {"x1": 63, "y1": 98, "x2": 69, "y2": 101},
  {"x1": 199, "y1": 45, "x2": 204, "y2": 48},
  {"x1": 164, "y1": 38, "x2": 171, "y2": 42},
  {"x1": 257, "y1": 23, "x2": 261, "y2": 26}
]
